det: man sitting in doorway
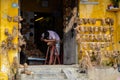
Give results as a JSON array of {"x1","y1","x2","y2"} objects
[{"x1": 41, "y1": 30, "x2": 60, "y2": 64}]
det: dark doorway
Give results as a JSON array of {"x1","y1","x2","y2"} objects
[
  {"x1": 20, "y1": 0, "x2": 63, "y2": 65},
  {"x1": 19, "y1": 0, "x2": 78, "y2": 65}
]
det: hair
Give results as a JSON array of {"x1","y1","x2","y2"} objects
[
  {"x1": 43, "y1": 31, "x2": 49, "y2": 39},
  {"x1": 29, "y1": 32, "x2": 33, "y2": 37}
]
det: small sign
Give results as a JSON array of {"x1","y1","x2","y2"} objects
[{"x1": 12, "y1": 2, "x2": 18, "y2": 8}]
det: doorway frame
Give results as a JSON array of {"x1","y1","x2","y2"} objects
[
  {"x1": 63, "y1": 0, "x2": 79, "y2": 64},
  {"x1": 18, "y1": 0, "x2": 79, "y2": 65}
]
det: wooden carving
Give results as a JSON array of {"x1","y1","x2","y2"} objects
[
  {"x1": 7, "y1": 15, "x2": 12, "y2": 22},
  {"x1": 13, "y1": 16, "x2": 23, "y2": 22},
  {"x1": 4, "y1": 28, "x2": 9, "y2": 36},
  {"x1": 64, "y1": 7, "x2": 77, "y2": 33}
]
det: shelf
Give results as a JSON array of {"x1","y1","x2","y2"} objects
[{"x1": 106, "y1": 8, "x2": 120, "y2": 12}]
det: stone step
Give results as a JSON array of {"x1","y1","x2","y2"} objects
[
  {"x1": 20, "y1": 74, "x2": 68, "y2": 80},
  {"x1": 34, "y1": 73, "x2": 67, "y2": 78},
  {"x1": 20, "y1": 70, "x2": 67, "y2": 80},
  {"x1": 19, "y1": 65, "x2": 90, "y2": 80},
  {"x1": 34, "y1": 70, "x2": 63, "y2": 73}
]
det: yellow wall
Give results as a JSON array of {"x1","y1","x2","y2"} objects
[
  {"x1": 0, "y1": 0, "x2": 18, "y2": 79},
  {"x1": 0, "y1": 72, "x2": 8, "y2": 80},
  {"x1": 116, "y1": 7, "x2": 120, "y2": 51},
  {"x1": 79, "y1": 0, "x2": 120, "y2": 61},
  {"x1": 0, "y1": 0, "x2": 1, "y2": 71}
]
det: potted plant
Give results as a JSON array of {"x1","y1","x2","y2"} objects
[{"x1": 111, "y1": 0, "x2": 120, "y2": 8}]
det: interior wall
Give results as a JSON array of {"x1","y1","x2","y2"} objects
[
  {"x1": 21, "y1": 0, "x2": 63, "y2": 38},
  {"x1": 22, "y1": 11, "x2": 34, "y2": 42},
  {"x1": 21, "y1": 0, "x2": 62, "y2": 13}
]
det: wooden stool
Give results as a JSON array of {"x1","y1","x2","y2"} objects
[{"x1": 44, "y1": 45, "x2": 60, "y2": 65}]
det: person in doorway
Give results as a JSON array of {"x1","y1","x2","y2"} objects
[{"x1": 41, "y1": 30, "x2": 60, "y2": 64}]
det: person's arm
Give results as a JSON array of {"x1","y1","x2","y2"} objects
[
  {"x1": 44, "y1": 32, "x2": 56, "y2": 42},
  {"x1": 44, "y1": 39, "x2": 56, "y2": 42},
  {"x1": 41, "y1": 33, "x2": 44, "y2": 41}
]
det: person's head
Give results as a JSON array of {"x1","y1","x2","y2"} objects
[
  {"x1": 43, "y1": 31, "x2": 49, "y2": 39},
  {"x1": 29, "y1": 32, "x2": 33, "y2": 37}
]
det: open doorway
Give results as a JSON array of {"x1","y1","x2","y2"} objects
[{"x1": 19, "y1": 0, "x2": 78, "y2": 65}]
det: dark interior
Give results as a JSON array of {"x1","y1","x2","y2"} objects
[{"x1": 20, "y1": 0, "x2": 63, "y2": 65}]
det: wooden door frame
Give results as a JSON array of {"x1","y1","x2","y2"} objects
[{"x1": 63, "y1": 0, "x2": 79, "y2": 64}]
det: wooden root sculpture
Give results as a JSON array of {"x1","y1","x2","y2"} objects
[
  {"x1": 74, "y1": 25, "x2": 81, "y2": 33},
  {"x1": 77, "y1": 18, "x2": 83, "y2": 25},
  {"x1": 12, "y1": 26, "x2": 18, "y2": 38},
  {"x1": 64, "y1": 7, "x2": 77, "y2": 33},
  {"x1": 12, "y1": 57, "x2": 19, "y2": 74},
  {"x1": 7, "y1": 15, "x2": 12, "y2": 22},
  {"x1": 82, "y1": 18, "x2": 88, "y2": 24},
  {"x1": 4, "y1": 28, "x2": 9, "y2": 36},
  {"x1": 96, "y1": 51, "x2": 102, "y2": 66},
  {"x1": 13, "y1": 16, "x2": 23, "y2": 22},
  {"x1": 101, "y1": 18, "x2": 106, "y2": 25},
  {"x1": 18, "y1": 23, "x2": 22, "y2": 30},
  {"x1": 91, "y1": 18, "x2": 96, "y2": 25},
  {"x1": 76, "y1": 33, "x2": 82, "y2": 43},
  {"x1": 79, "y1": 51, "x2": 93, "y2": 70},
  {"x1": 4, "y1": 27, "x2": 18, "y2": 50}
]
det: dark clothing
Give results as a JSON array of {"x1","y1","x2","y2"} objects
[{"x1": 20, "y1": 51, "x2": 28, "y2": 64}]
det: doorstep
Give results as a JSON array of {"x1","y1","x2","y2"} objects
[{"x1": 18, "y1": 65, "x2": 87, "y2": 80}]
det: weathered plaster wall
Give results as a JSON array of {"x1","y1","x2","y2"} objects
[
  {"x1": 0, "y1": 0, "x2": 18, "y2": 79},
  {"x1": 78, "y1": 0, "x2": 120, "y2": 59},
  {"x1": 0, "y1": 0, "x2": 1, "y2": 72},
  {"x1": 78, "y1": 1, "x2": 120, "y2": 79},
  {"x1": 116, "y1": 6, "x2": 120, "y2": 51}
]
